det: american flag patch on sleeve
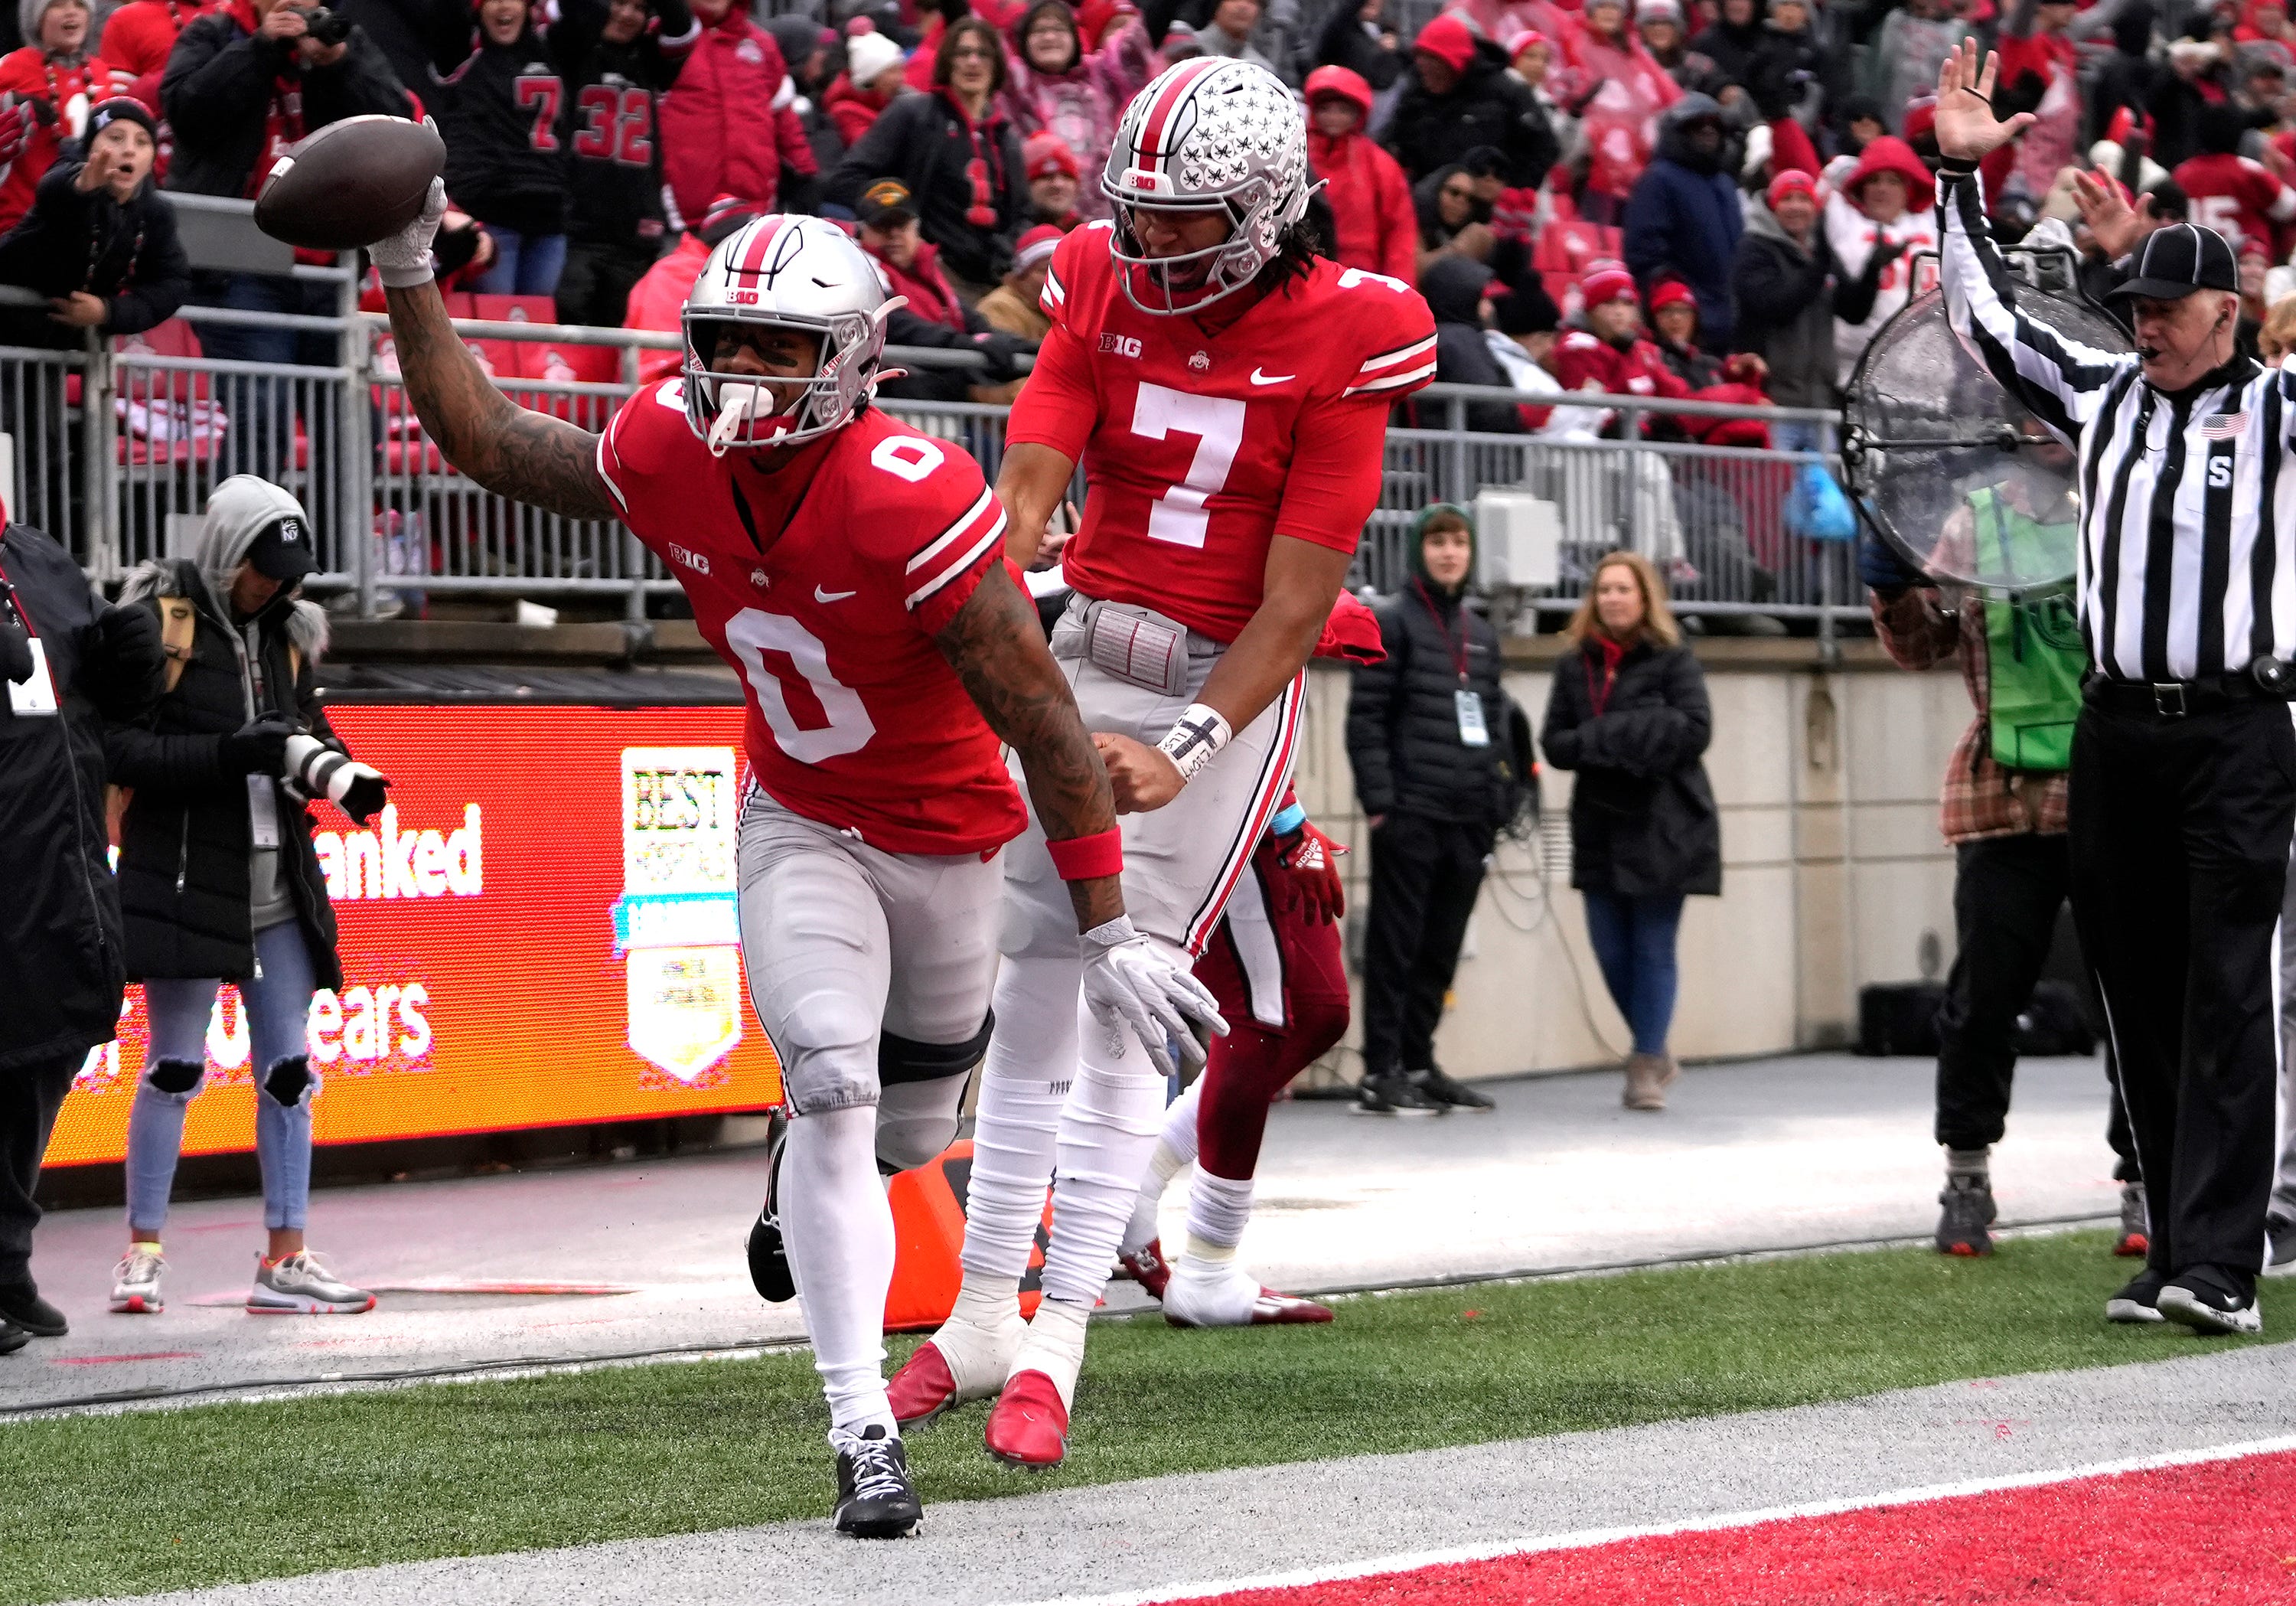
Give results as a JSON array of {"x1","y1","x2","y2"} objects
[{"x1": 2202, "y1": 412, "x2": 2249, "y2": 440}]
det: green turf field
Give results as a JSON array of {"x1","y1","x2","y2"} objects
[{"x1": 0, "y1": 1230, "x2": 2273, "y2": 1604}]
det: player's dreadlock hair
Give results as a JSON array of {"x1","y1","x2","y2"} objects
[{"x1": 1251, "y1": 217, "x2": 1326, "y2": 298}]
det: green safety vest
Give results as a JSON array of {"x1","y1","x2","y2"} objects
[{"x1": 1971, "y1": 486, "x2": 2085, "y2": 773}]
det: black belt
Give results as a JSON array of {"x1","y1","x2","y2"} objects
[{"x1": 2086, "y1": 665, "x2": 2296, "y2": 717}]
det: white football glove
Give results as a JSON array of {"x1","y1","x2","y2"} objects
[
  {"x1": 371, "y1": 175, "x2": 446, "y2": 290},
  {"x1": 1080, "y1": 916, "x2": 1228, "y2": 1079}
]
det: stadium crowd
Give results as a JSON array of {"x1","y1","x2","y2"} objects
[{"x1": 8, "y1": 0, "x2": 2296, "y2": 419}]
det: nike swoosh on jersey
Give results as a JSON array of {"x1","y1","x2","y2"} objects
[
  {"x1": 1249, "y1": 367, "x2": 1295, "y2": 385},
  {"x1": 815, "y1": 586, "x2": 859, "y2": 602}
]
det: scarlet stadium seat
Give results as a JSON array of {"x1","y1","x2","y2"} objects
[
  {"x1": 884, "y1": 1140, "x2": 1052, "y2": 1332},
  {"x1": 112, "y1": 318, "x2": 225, "y2": 467}
]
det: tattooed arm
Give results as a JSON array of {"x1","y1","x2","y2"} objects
[
  {"x1": 934, "y1": 562, "x2": 1124, "y2": 932},
  {"x1": 383, "y1": 279, "x2": 617, "y2": 521}
]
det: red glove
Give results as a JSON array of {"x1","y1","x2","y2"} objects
[
  {"x1": 0, "y1": 101, "x2": 38, "y2": 168},
  {"x1": 1273, "y1": 821, "x2": 1346, "y2": 924}
]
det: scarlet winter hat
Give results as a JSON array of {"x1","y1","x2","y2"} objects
[
  {"x1": 1582, "y1": 265, "x2": 1638, "y2": 305},
  {"x1": 1413, "y1": 13, "x2": 1476, "y2": 70},
  {"x1": 1649, "y1": 280, "x2": 1696, "y2": 312},
  {"x1": 1024, "y1": 131, "x2": 1079, "y2": 179},
  {"x1": 1014, "y1": 224, "x2": 1064, "y2": 271},
  {"x1": 1766, "y1": 169, "x2": 1818, "y2": 208}
]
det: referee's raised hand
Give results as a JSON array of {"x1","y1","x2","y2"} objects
[{"x1": 1934, "y1": 41, "x2": 2036, "y2": 163}]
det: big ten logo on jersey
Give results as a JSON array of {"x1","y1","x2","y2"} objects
[
  {"x1": 1100, "y1": 333, "x2": 1142, "y2": 358},
  {"x1": 615, "y1": 749, "x2": 744, "y2": 1083},
  {"x1": 313, "y1": 805, "x2": 483, "y2": 901}
]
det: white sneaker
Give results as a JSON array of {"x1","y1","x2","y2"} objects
[
  {"x1": 246, "y1": 1249, "x2": 375, "y2": 1314},
  {"x1": 1161, "y1": 1258, "x2": 1333, "y2": 1328},
  {"x1": 109, "y1": 1242, "x2": 166, "y2": 1314}
]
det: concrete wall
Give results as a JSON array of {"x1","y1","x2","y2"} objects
[{"x1": 1287, "y1": 641, "x2": 1971, "y2": 1085}]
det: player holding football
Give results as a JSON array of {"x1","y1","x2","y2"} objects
[
  {"x1": 364, "y1": 201, "x2": 1222, "y2": 1537},
  {"x1": 887, "y1": 58, "x2": 1436, "y2": 1467}
]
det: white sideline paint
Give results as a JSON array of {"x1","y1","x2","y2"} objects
[{"x1": 1020, "y1": 1433, "x2": 2296, "y2": 1606}]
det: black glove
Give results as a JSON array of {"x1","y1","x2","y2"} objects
[
  {"x1": 220, "y1": 713, "x2": 298, "y2": 776},
  {"x1": 970, "y1": 329, "x2": 1032, "y2": 384},
  {"x1": 1858, "y1": 525, "x2": 1924, "y2": 597},
  {"x1": 81, "y1": 602, "x2": 164, "y2": 721}
]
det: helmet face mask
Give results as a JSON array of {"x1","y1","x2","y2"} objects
[
  {"x1": 680, "y1": 217, "x2": 898, "y2": 455},
  {"x1": 1102, "y1": 60, "x2": 1312, "y2": 316}
]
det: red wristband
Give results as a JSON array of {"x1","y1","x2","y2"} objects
[{"x1": 1045, "y1": 827, "x2": 1123, "y2": 882}]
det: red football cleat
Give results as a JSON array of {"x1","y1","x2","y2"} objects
[
  {"x1": 983, "y1": 1369, "x2": 1068, "y2": 1470},
  {"x1": 1117, "y1": 1237, "x2": 1172, "y2": 1301},
  {"x1": 2115, "y1": 1229, "x2": 2149, "y2": 1258},
  {"x1": 886, "y1": 1341, "x2": 961, "y2": 1430}
]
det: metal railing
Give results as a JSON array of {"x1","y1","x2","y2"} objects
[{"x1": 1, "y1": 290, "x2": 1859, "y2": 628}]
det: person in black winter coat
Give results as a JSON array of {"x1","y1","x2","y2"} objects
[
  {"x1": 1689, "y1": 0, "x2": 1764, "y2": 90},
  {"x1": 104, "y1": 476, "x2": 391, "y2": 1320},
  {"x1": 1622, "y1": 94, "x2": 1743, "y2": 351},
  {"x1": 162, "y1": 0, "x2": 411, "y2": 508},
  {"x1": 824, "y1": 18, "x2": 1026, "y2": 293},
  {"x1": 1313, "y1": 0, "x2": 1407, "y2": 93},
  {"x1": 0, "y1": 98, "x2": 189, "y2": 351},
  {"x1": 1727, "y1": 168, "x2": 1887, "y2": 418},
  {"x1": 0, "y1": 521, "x2": 164, "y2": 1353},
  {"x1": 1345, "y1": 505, "x2": 1510, "y2": 1115},
  {"x1": 1419, "y1": 255, "x2": 1525, "y2": 434},
  {"x1": 1541, "y1": 550, "x2": 1717, "y2": 1111},
  {"x1": 552, "y1": 0, "x2": 694, "y2": 325},
  {"x1": 1381, "y1": 15, "x2": 1556, "y2": 190}
]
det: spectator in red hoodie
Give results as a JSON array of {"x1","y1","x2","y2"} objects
[
  {"x1": 0, "y1": 0, "x2": 124, "y2": 234},
  {"x1": 823, "y1": 24, "x2": 906, "y2": 146},
  {"x1": 1023, "y1": 128, "x2": 1081, "y2": 227},
  {"x1": 1304, "y1": 63, "x2": 1413, "y2": 284},
  {"x1": 657, "y1": 0, "x2": 814, "y2": 224}
]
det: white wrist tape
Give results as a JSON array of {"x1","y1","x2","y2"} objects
[
  {"x1": 1156, "y1": 703, "x2": 1231, "y2": 784},
  {"x1": 1082, "y1": 914, "x2": 1140, "y2": 950}
]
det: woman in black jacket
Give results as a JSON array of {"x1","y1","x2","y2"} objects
[
  {"x1": 104, "y1": 476, "x2": 389, "y2": 1320},
  {"x1": 1541, "y1": 551, "x2": 1717, "y2": 1111},
  {"x1": 0, "y1": 522, "x2": 163, "y2": 1351},
  {"x1": 1344, "y1": 504, "x2": 1509, "y2": 1115},
  {"x1": 826, "y1": 18, "x2": 1025, "y2": 294}
]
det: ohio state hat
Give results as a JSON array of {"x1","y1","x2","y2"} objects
[{"x1": 2107, "y1": 220, "x2": 2239, "y2": 301}]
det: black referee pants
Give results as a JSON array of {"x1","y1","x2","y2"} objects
[
  {"x1": 1936, "y1": 833, "x2": 2138, "y2": 1179},
  {"x1": 2069, "y1": 694, "x2": 2296, "y2": 1297}
]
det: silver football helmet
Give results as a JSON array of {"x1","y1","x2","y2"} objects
[
  {"x1": 1101, "y1": 58, "x2": 1313, "y2": 315},
  {"x1": 680, "y1": 215, "x2": 905, "y2": 454}
]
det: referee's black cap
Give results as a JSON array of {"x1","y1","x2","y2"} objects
[{"x1": 2108, "y1": 222, "x2": 2240, "y2": 302}]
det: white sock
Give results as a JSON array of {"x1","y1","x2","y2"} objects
[
  {"x1": 1010, "y1": 1295, "x2": 1091, "y2": 1409},
  {"x1": 1120, "y1": 1082, "x2": 1200, "y2": 1255},
  {"x1": 1039, "y1": 987, "x2": 1168, "y2": 1309},
  {"x1": 929, "y1": 1268, "x2": 1026, "y2": 1394},
  {"x1": 778, "y1": 1105, "x2": 896, "y2": 1437},
  {"x1": 959, "y1": 951, "x2": 1078, "y2": 1284},
  {"x1": 1182, "y1": 1170, "x2": 1254, "y2": 1268}
]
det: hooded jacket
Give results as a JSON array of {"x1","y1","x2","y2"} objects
[
  {"x1": 996, "y1": 0, "x2": 1154, "y2": 222},
  {"x1": 1826, "y1": 133, "x2": 1936, "y2": 384},
  {"x1": 0, "y1": 523, "x2": 164, "y2": 1072},
  {"x1": 1344, "y1": 506, "x2": 1510, "y2": 829},
  {"x1": 1729, "y1": 194, "x2": 1883, "y2": 407},
  {"x1": 1420, "y1": 255, "x2": 1525, "y2": 435},
  {"x1": 1304, "y1": 65, "x2": 1415, "y2": 285},
  {"x1": 1381, "y1": 34, "x2": 1556, "y2": 189},
  {"x1": 657, "y1": 4, "x2": 813, "y2": 223},
  {"x1": 106, "y1": 478, "x2": 349, "y2": 990},
  {"x1": 1622, "y1": 93, "x2": 1743, "y2": 350}
]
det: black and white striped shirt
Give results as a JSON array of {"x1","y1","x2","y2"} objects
[{"x1": 1940, "y1": 173, "x2": 2294, "y2": 684}]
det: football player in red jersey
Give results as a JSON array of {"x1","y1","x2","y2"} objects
[
  {"x1": 364, "y1": 201, "x2": 1221, "y2": 1538},
  {"x1": 885, "y1": 57, "x2": 1437, "y2": 1469}
]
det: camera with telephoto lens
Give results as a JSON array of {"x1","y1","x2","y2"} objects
[{"x1": 302, "y1": 6, "x2": 353, "y2": 46}]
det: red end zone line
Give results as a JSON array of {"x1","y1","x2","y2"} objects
[{"x1": 1023, "y1": 1434, "x2": 2296, "y2": 1606}]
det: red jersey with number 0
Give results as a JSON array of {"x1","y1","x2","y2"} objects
[
  {"x1": 597, "y1": 383, "x2": 1026, "y2": 856},
  {"x1": 1008, "y1": 223, "x2": 1437, "y2": 641}
]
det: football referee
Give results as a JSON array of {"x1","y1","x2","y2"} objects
[{"x1": 1934, "y1": 41, "x2": 2285, "y2": 1334}]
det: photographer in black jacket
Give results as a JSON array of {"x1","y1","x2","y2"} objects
[
  {"x1": 0, "y1": 521, "x2": 165, "y2": 1353},
  {"x1": 103, "y1": 475, "x2": 390, "y2": 1320},
  {"x1": 161, "y1": 0, "x2": 410, "y2": 502},
  {"x1": 1345, "y1": 504, "x2": 1510, "y2": 1115}
]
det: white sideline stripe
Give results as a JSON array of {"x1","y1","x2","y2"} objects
[{"x1": 1009, "y1": 1433, "x2": 2296, "y2": 1606}]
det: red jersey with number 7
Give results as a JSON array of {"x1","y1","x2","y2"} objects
[
  {"x1": 596, "y1": 381, "x2": 1027, "y2": 856},
  {"x1": 1008, "y1": 221, "x2": 1437, "y2": 642}
]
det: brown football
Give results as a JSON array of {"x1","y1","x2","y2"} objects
[{"x1": 253, "y1": 116, "x2": 445, "y2": 253}]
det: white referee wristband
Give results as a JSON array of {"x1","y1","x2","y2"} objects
[{"x1": 1156, "y1": 703, "x2": 1231, "y2": 784}]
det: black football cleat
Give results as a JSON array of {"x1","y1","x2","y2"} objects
[
  {"x1": 745, "y1": 1121, "x2": 795, "y2": 1304},
  {"x1": 832, "y1": 1425, "x2": 923, "y2": 1538}
]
